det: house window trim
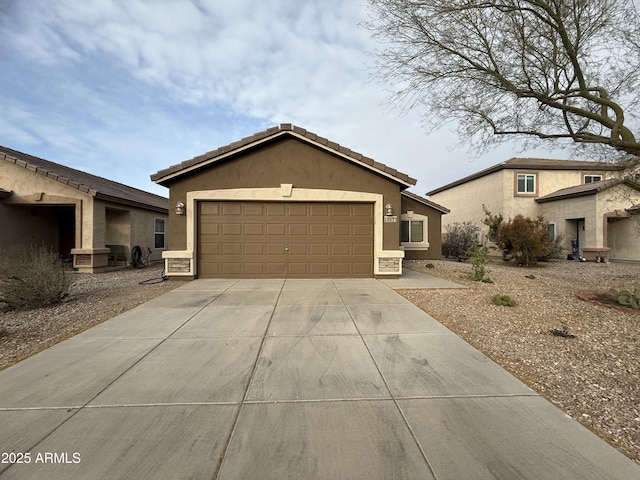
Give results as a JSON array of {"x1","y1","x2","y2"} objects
[
  {"x1": 582, "y1": 173, "x2": 604, "y2": 184},
  {"x1": 154, "y1": 217, "x2": 166, "y2": 249},
  {"x1": 548, "y1": 222, "x2": 557, "y2": 241},
  {"x1": 400, "y1": 212, "x2": 429, "y2": 250},
  {"x1": 514, "y1": 172, "x2": 538, "y2": 197}
]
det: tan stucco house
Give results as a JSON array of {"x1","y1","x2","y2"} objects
[
  {"x1": 0, "y1": 146, "x2": 169, "y2": 272},
  {"x1": 151, "y1": 123, "x2": 448, "y2": 279},
  {"x1": 426, "y1": 158, "x2": 640, "y2": 262}
]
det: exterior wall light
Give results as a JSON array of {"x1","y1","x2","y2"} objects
[
  {"x1": 176, "y1": 202, "x2": 186, "y2": 215},
  {"x1": 385, "y1": 203, "x2": 394, "y2": 216}
]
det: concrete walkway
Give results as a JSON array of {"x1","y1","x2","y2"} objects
[{"x1": 1, "y1": 276, "x2": 638, "y2": 479}]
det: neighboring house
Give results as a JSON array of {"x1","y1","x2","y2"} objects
[
  {"x1": 151, "y1": 123, "x2": 448, "y2": 279},
  {"x1": 0, "y1": 146, "x2": 169, "y2": 272},
  {"x1": 426, "y1": 158, "x2": 640, "y2": 262}
]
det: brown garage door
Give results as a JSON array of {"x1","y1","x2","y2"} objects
[{"x1": 198, "y1": 201, "x2": 374, "y2": 278}]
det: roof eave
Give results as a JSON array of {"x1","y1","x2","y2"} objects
[
  {"x1": 94, "y1": 193, "x2": 168, "y2": 213},
  {"x1": 151, "y1": 125, "x2": 417, "y2": 189}
]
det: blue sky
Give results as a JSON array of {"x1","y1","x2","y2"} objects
[{"x1": 0, "y1": 0, "x2": 561, "y2": 197}]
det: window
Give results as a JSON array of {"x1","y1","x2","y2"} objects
[
  {"x1": 516, "y1": 173, "x2": 536, "y2": 194},
  {"x1": 154, "y1": 218, "x2": 166, "y2": 248},
  {"x1": 584, "y1": 175, "x2": 603, "y2": 184},
  {"x1": 400, "y1": 212, "x2": 429, "y2": 250},
  {"x1": 401, "y1": 220, "x2": 424, "y2": 243},
  {"x1": 548, "y1": 222, "x2": 556, "y2": 241}
]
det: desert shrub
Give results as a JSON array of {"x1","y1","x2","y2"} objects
[
  {"x1": 0, "y1": 245, "x2": 72, "y2": 310},
  {"x1": 491, "y1": 294, "x2": 516, "y2": 307},
  {"x1": 468, "y1": 241, "x2": 490, "y2": 281},
  {"x1": 425, "y1": 263, "x2": 435, "y2": 269},
  {"x1": 442, "y1": 222, "x2": 480, "y2": 261},
  {"x1": 482, "y1": 205, "x2": 503, "y2": 242},
  {"x1": 496, "y1": 215, "x2": 552, "y2": 266}
]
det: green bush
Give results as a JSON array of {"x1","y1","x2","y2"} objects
[
  {"x1": 0, "y1": 245, "x2": 72, "y2": 310},
  {"x1": 425, "y1": 263, "x2": 435, "y2": 269},
  {"x1": 442, "y1": 222, "x2": 480, "y2": 261},
  {"x1": 468, "y1": 240, "x2": 489, "y2": 281},
  {"x1": 491, "y1": 294, "x2": 516, "y2": 307},
  {"x1": 496, "y1": 215, "x2": 551, "y2": 266}
]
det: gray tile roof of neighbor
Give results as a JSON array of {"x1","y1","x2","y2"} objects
[
  {"x1": 151, "y1": 123, "x2": 417, "y2": 188},
  {"x1": 0, "y1": 146, "x2": 168, "y2": 212},
  {"x1": 426, "y1": 157, "x2": 623, "y2": 196},
  {"x1": 535, "y1": 178, "x2": 640, "y2": 203}
]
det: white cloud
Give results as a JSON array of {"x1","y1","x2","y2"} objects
[{"x1": 0, "y1": 0, "x2": 565, "y2": 197}]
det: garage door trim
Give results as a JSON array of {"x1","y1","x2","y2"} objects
[{"x1": 164, "y1": 186, "x2": 404, "y2": 277}]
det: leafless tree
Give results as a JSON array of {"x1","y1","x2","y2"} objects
[{"x1": 365, "y1": 0, "x2": 640, "y2": 163}]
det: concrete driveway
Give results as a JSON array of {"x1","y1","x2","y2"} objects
[{"x1": 1, "y1": 273, "x2": 638, "y2": 479}]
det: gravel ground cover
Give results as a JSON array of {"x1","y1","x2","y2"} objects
[
  {"x1": 0, "y1": 259, "x2": 638, "y2": 463},
  {"x1": 400, "y1": 258, "x2": 639, "y2": 464}
]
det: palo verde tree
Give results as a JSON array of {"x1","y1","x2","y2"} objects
[{"x1": 365, "y1": 0, "x2": 640, "y2": 164}]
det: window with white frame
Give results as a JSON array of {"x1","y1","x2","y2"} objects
[
  {"x1": 400, "y1": 212, "x2": 429, "y2": 249},
  {"x1": 583, "y1": 174, "x2": 603, "y2": 184},
  {"x1": 516, "y1": 173, "x2": 537, "y2": 194},
  {"x1": 154, "y1": 218, "x2": 166, "y2": 248}
]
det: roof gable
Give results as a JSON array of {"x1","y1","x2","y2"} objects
[
  {"x1": 151, "y1": 123, "x2": 417, "y2": 188},
  {"x1": 0, "y1": 147, "x2": 168, "y2": 212},
  {"x1": 401, "y1": 190, "x2": 450, "y2": 214},
  {"x1": 426, "y1": 157, "x2": 622, "y2": 196}
]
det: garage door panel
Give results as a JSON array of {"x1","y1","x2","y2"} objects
[
  {"x1": 222, "y1": 223, "x2": 242, "y2": 235},
  {"x1": 221, "y1": 243, "x2": 241, "y2": 255},
  {"x1": 267, "y1": 204, "x2": 286, "y2": 216},
  {"x1": 352, "y1": 224, "x2": 373, "y2": 236},
  {"x1": 245, "y1": 244, "x2": 264, "y2": 255},
  {"x1": 331, "y1": 204, "x2": 351, "y2": 216},
  {"x1": 332, "y1": 225, "x2": 351, "y2": 236},
  {"x1": 198, "y1": 201, "x2": 373, "y2": 278},
  {"x1": 310, "y1": 244, "x2": 329, "y2": 256},
  {"x1": 310, "y1": 204, "x2": 329, "y2": 216},
  {"x1": 266, "y1": 263, "x2": 287, "y2": 275},
  {"x1": 244, "y1": 203, "x2": 264, "y2": 215},
  {"x1": 288, "y1": 224, "x2": 308, "y2": 236},
  {"x1": 222, "y1": 203, "x2": 242, "y2": 215},
  {"x1": 244, "y1": 224, "x2": 264, "y2": 235},
  {"x1": 353, "y1": 204, "x2": 373, "y2": 216},
  {"x1": 267, "y1": 224, "x2": 286, "y2": 235},
  {"x1": 201, "y1": 223, "x2": 220, "y2": 235},
  {"x1": 244, "y1": 263, "x2": 266, "y2": 275},
  {"x1": 200, "y1": 203, "x2": 220, "y2": 215},
  {"x1": 310, "y1": 224, "x2": 329, "y2": 236}
]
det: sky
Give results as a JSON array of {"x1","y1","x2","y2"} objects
[{"x1": 0, "y1": 0, "x2": 563, "y2": 198}]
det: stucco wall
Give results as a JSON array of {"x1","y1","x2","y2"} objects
[
  {"x1": 429, "y1": 167, "x2": 617, "y2": 242},
  {"x1": 400, "y1": 195, "x2": 444, "y2": 260},
  {"x1": 429, "y1": 170, "x2": 504, "y2": 238},
  {"x1": 165, "y1": 137, "x2": 403, "y2": 251},
  {"x1": 608, "y1": 216, "x2": 640, "y2": 261},
  {"x1": 0, "y1": 160, "x2": 86, "y2": 250}
]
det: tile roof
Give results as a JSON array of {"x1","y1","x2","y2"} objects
[
  {"x1": 426, "y1": 157, "x2": 622, "y2": 196},
  {"x1": 535, "y1": 178, "x2": 640, "y2": 203},
  {"x1": 401, "y1": 190, "x2": 450, "y2": 214},
  {"x1": 0, "y1": 146, "x2": 168, "y2": 212},
  {"x1": 151, "y1": 123, "x2": 417, "y2": 188}
]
